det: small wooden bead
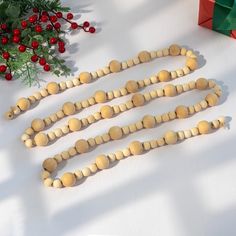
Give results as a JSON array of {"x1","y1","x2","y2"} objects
[
  {"x1": 109, "y1": 126, "x2": 123, "y2": 140},
  {"x1": 44, "y1": 117, "x2": 52, "y2": 126},
  {"x1": 209, "y1": 80, "x2": 216, "y2": 88},
  {"x1": 129, "y1": 141, "x2": 143, "y2": 155},
  {"x1": 135, "y1": 121, "x2": 143, "y2": 130},
  {"x1": 156, "y1": 50, "x2": 163, "y2": 57},
  {"x1": 157, "y1": 138, "x2": 165, "y2": 146},
  {"x1": 126, "y1": 100, "x2": 134, "y2": 109},
  {"x1": 212, "y1": 120, "x2": 220, "y2": 129},
  {"x1": 113, "y1": 105, "x2": 120, "y2": 114},
  {"x1": 120, "y1": 87, "x2": 128, "y2": 96},
  {"x1": 54, "y1": 154, "x2": 62, "y2": 163},
  {"x1": 81, "y1": 117, "x2": 89, "y2": 127},
  {"x1": 196, "y1": 78, "x2": 208, "y2": 90},
  {"x1": 162, "y1": 113, "x2": 170, "y2": 122},
  {"x1": 189, "y1": 81, "x2": 196, "y2": 90},
  {"x1": 186, "y1": 50, "x2": 194, "y2": 57},
  {"x1": 143, "y1": 142, "x2": 151, "y2": 151},
  {"x1": 150, "y1": 76, "x2": 158, "y2": 84},
  {"x1": 168, "y1": 111, "x2": 176, "y2": 120},
  {"x1": 188, "y1": 106, "x2": 195, "y2": 115},
  {"x1": 142, "y1": 115, "x2": 156, "y2": 128},
  {"x1": 72, "y1": 77, "x2": 80, "y2": 86},
  {"x1": 75, "y1": 101, "x2": 82, "y2": 110},
  {"x1": 155, "y1": 115, "x2": 162, "y2": 124},
  {"x1": 144, "y1": 78, "x2": 151, "y2": 86},
  {"x1": 200, "y1": 100, "x2": 208, "y2": 109},
  {"x1": 125, "y1": 80, "x2": 139, "y2": 93},
  {"x1": 156, "y1": 88, "x2": 164, "y2": 97},
  {"x1": 88, "y1": 97, "x2": 96, "y2": 105},
  {"x1": 21, "y1": 133, "x2": 30, "y2": 141},
  {"x1": 150, "y1": 90, "x2": 157, "y2": 99},
  {"x1": 54, "y1": 128, "x2": 63, "y2": 138},
  {"x1": 96, "y1": 155, "x2": 110, "y2": 170},
  {"x1": 25, "y1": 139, "x2": 33, "y2": 148},
  {"x1": 46, "y1": 82, "x2": 59, "y2": 94},
  {"x1": 88, "y1": 138, "x2": 96, "y2": 147},
  {"x1": 34, "y1": 133, "x2": 49, "y2": 146},
  {"x1": 150, "y1": 51, "x2": 157, "y2": 59},
  {"x1": 191, "y1": 127, "x2": 199, "y2": 136},
  {"x1": 53, "y1": 179, "x2": 62, "y2": 188},
  {"x1": 103, "y1": 66, "x2": 110, "y2": 75},
  {"x1": 33, "y1": 92, "x2": 42, "y2": 100},
  {"x1": 102, "y1": 133, "x2": 110, "y2": 142},
  {"x1": 28, "y1": 96, "x2": 36, "y2": 104},
  {"x1": 183, "y1": 83, "x2": 190, "y2": 92},
  {"x1": 87, "y1": 115, "x2": 96, "y2": 124},
  {"x1": 44, "y1": 178, "x2": 53, "y2": 187},
  {"x1": 184, "y1": 130, "x2": 192, "y2": 139},
  {"x1": 31, "y1": 118, "x2": 45, "y2": 132},
  {"x1": 183, "y1": 66, "x2": 191, "y2": 75},
  {"x1": 75, "y1": 139, "x2": 89, "y2": 153},
  {"x1": 194, "y1": 103, "x2": 202, "y2": 112},
  {"x1": 56, "y1": 110, "x2": 64, "y2": 119},
  {"x1": 138, "y1": 51, "x2": 151, "y2": 63},
  {"x1": 91, "y1": 71, "x2": 98, "y2": 79},
  {"x1": 158, "y1": 70, "x2": 170, "y2": 82},
  {"x1": 133, "y1": 57, "x2": 140, "y2": 64},
  {"x1": 94, "y1": 90, "x2": 107, "y2": 103},
  {"x1": 181, "y1": 47, "x2": 187, "y2": 55},
  {"x1": 162, "y1": 48, "x2": 169, "y2": 56},
  {"x1": 89, "y1": 163, "x2": 98, "y2": 173},
  {"x1": 176, "y1": 85, "x2": 183, "y2": 94},
  {"x1": 186, "y1": 57, "x2": 198, "y2": 71},
  {"x1": 144, "y1": 92, "x2": 151, "y2": 102},
  {"x1": 113, "y1": 90, "x2": 121, "y2": 98},
  {"x1": 129, "y1": 124, "x2": 137, "y2": 133},
  {"x1": 115, "y1": 151, "x2": 124, "y2": 160},
  {"x1": 82, "y1": 167, "x2": 91, "y2": 177},
  {"x1": 62, "y1": 102, "x2": 76, "y2": 115},
  {"x1": 205, "y1": 93, "x2": 219, "y2": 106},
  {"x1": 121, "y1": 61, "x2": 128, "y2": 69},
  {"x1": 169, "y1": 44, "x2": 181, "y2": 56},
  {"x1": 79, "y1": 72, "x2": 91, "y2": 83},
  {"x1": 61, "y1": 172, "x2": 76, "y2": 187},
  {"x1": 75, "y1": 170, "x2": 83, "y2": 180},
  {"x1": 176, "y1": 69, "x2": 184, "y2": 77},
  {"x1": 25, "y1": 127, "x2": 34, "y2": 135},
  {"x1": 43, "y1": 158, "x2": 57, "y2": 172},
  {"x1": 48, "y1": 131, "x2": 56, "y2": 141},
  {"x1": 164, "y1": 131, "x2": 178, "y2": 144},
  {"x1": 127, "y1": 59, "x2": 134, "y2": 67},
  {"x1": 170, "y1": 71, "x2": 177, "y2": 79},
  {"x1": 175, "y1": 105, "x2": 189, "y2": 119},
  {"x1": 17, "y1": 97, "x2": 30, "y2": 111},
  {"x1": 177, "y1": 131, "x2": 185, "y2": 140},
  {"x1": 164, "y1": 84, "x2": 177, "y2": 97},
  {"x1": 68, "y1": 147, "x2": 77, "y2": 156},
  {"x1": 122, "y1": 126, "x2": 130, "y2": 135},
  {"x1": 95, "y1": 135, "x2": 103, "y2": 145},
  {"x1": 12, "y1": 106, "x2": 20, "y2": 115},
  {"x1": 107, "y1": 91, "x2": 114, "y2": 100},
  {"x1": 198, "y1": 120, "x2": 211, "y2": 134},
  {"x1": 150, "y1": 140, "x2": 158, "y2": 149},
  {"x1": 4, "y1": 111, "x2": 14, "y2": 120},
  {"x1": 41, "y1": 170, "x2": 50, "y2": 180},
  {"x1": 132, "y1": 93, "x2": 145, "y2": 107},
  {"x1": 108, "y1": 153, "x2": 116, "y2": 162},
  {"x1": 122, "y1": 148, "x2": 131, "y2": 157},
  {"x1": 81, "y1": 100, "x2": 89, "y2": 108},
  {"x1": 94, "y1": 112, "x2": 102, "y2": 120},
  {"x1": 138, "y1": 80, "x2": 145, "y2": 88},
  {"x1": 59, "y1": 82, "x2": 66, "y2": 90},
  {"x1": 61, "y1": 151, "x2": 70, "y2": 160},
  {"x1": 119, "y1": 103, "x2": 127, "y2": 112},
  {"x1": 109, "y1": 60, "x2": 121, "y2": 72}
]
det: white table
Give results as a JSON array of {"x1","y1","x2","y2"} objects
[{"x1": 0, "y1": 0, "x2": 235, "y2": 235}]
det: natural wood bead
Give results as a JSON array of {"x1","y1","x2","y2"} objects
[
  {"x1": 150, "y1": 90, "x2": 157, "y2": 99},
  {"x1": 125, "y1": 101, "x2": 133, "y2": 110},
  {"x1": 164, "y1": 131, "x2": 178, "y2": 144},
  {"x1": 132, "y1": 93, "x2": 145, "y2": 107},
  {"x1": 87, "y1": 115, "x2": 96, "y2": 124},
  {"x1": 34, "y1": 133, "x2": 49, "y2": 146},
  {"x1": 81, "y1": 118, "x2": 88, "y2": 126},
  {"x1": 198, "y1": 120, "x2": 211, "y2": 134},
  {"x1": 91, "y1": 71, "x2": 98, "y2": 79},
  {"x1": 115, "y1": 151, "x2": 124, "y2": 160},
  {"x1": 25, "y1": 139, "x2": 33, "y2": 148},
  {"x1": 75, "y1": 101, "x2": 82, "y2": 111},
  {"x1": 119, "y1": 103, "x2": 127, "y2": 112},
  {"x1": 129, "y1": 124, "x2": 137, "y2": 133},
  {"x1": 150, "y1": 140, "x2": 158, "y2": 148},
  {"x1": 113, "y1": 105, "x2": 120, "y2": 114},
  {"x1": 168, "y1": 111, "x2": 176, "y2": 120},
  {"x1": 54, "y1": 128, "x2": 63, "y2": 138},
  {"x1": 127, "y1": 59, "x2": 134, "y2": 67},
  {"x1": 186, "y1": 50, "x2": 193, "y2": 57},
  {"x1": 175, "y1": 105, "x2": 189, "y2": 119},
  {"x1": 133, "y1": 57, "x2": 140, "y2": 64},
  {"x1": 103, "y1": 66, "x2": 110, "y2": 75},
  {"x1": 150, "y1": 76, "x2": 158, "y2": 84},
  {"x1": 138, "y1": 80, "x2": 145, "y2": 88},
  {"x1": 122, "y1": 126, "x2": 130, "y2": 135},
  {"x1": 41, "y1": 170, "x2": 50, "y2": 180},
  {"x1": 183, "y1": 83, "x2": 190, "y2": 92},
  {"x1": 107, "y1": 91, "x2": 114, "y2": 100},
  {"x1": 68, "y1": 147, "x2": 77, "y2": 156},
  {"x1": 120, "y1": 87, "x2": 128, "y2": 96},
  {"x1": 196, "y1": 78, "x2": 208, "y2": 90},
  {"x1": 62, "y1": 102, "x2": 76, "y2": 115},
  {"x1": 87, "y1": 138, "x2": 96, "y2": 147},
  {"x1": 171, "y1": 71, "x2": 177, "y2": 79},
  {"x1": 150, "y1": 51, "x2": 157, "y2": 59},
  {"x1": 144, "y1": 92, "x2": 151, "y2": 101},
  {"x1": 184, "y1": 130, "x2": 192, "y2": 139},
  {"x1": 31, "y1": 118, "x2": 45, "y2": 132},
  {"x1": 81, "y1": 100, "x2": 89, "y2": 108},
  {"x1": 162, "y1": 113, "x2": 170, "y2": 122},
  {"x1": 44, "y1": 178, "x2": 53, "y2": 187},
  {"x1": 109, "y1": 60, "x2": 121, "y2": 72},
  {"x1": 181, "y1": 47, "x2": 187, "y2": 55},
  {"x1": 82, "y1": 167, "x2": 91, "y2": 177},
  {"x1": 212, "y1": 120, "x2": 220, "y2": 129},
  {"x1": 79, "y1": 72, "x2": 91, "y2": 83},
  {"x1": 102, "y1": 133, "x2": 110, "y2": 142},
  {"x1": 189, "y1": 81, "x2": 196, "y2": 90},
  {"x1": 5, "y1": 111, "x2": 14, "y2": 120},
  {"x1": 89, "y1": 163, "x2": 98, "y2": 173},
  {"x1": 61, "y1": 151, "x2": 70, "y2": 160},
  {"x1": 43, "y1": 158, "x2": 57, "y2": 172},
  {"x1": 176, "y1": 69, "x2": 184, "y2": 77},
  {"x1": 46, "y1": 82, "x2": 59, "y2": 94},
  {"x1": 125, "y1": 80, "x2": 139, "y2": 93},
  {"x1": 109, "y1": 126, "x2": 123, "y2": 140},
  {"x1": 186, "y1": 57, "x2": 198, "y2": 71},
  {"x1": 94, "y1": 90, "x2": 107, "y2": 103},
  {"x1": 177, "y1": 131, "x2": 185, "y2": 140},
  {"x1": 72, "y1": 77, "x2": 80, "y2": 86},
  {"x1": 218, "y1": 116, "x2": 226, "y2": 126},
  {"x1": 33, "y1": 92, "x2": 42, "y2": 100},
  {"x1": 158, "y1": 70, "x2": 170, "y2": 82},
  {"x1": 54, "y1": 154, "x2": 62, "y2": 163},
  {"x1": 183, "y1": 66, "x2": 191, "y2": 75},
  {"x1": 28, "y1": 95, "x2": 36, "y2": 104},
  {"x1": 144, "y1": 78, "x2": 151, "y2": 86},
  {"x1": 53, "y1": 179, "x2": 62, "y2": 188},
  {"x1": 21, "y1": 133, "x2": 30, "y2": 141},
  {"x1": 56, "y1": 110, "x2": 64, "y2": 119},
  {"x1": 44, "y1": 117, "x2": 51, "y2": 126},
  {"x1": 107, "y1": 153, "x2": 116, "y2": 162},
  {"x1": 135, "y1": 121, "x2": 143, "y2": 130},
  {"x1": 157, "y1": 138, "x2": 165, "y2": 146},
  {"x1": 61, "y1": 172, "x2": 76, "y2": 187},
  {"x1": 50, "y1": 113, "x2": 58, "y2": 122},
  {"x1": 75, "y1": 170, "x2": 83, "y2": 180},
  {"x1": 164, "y1": 84, "x2": 177, "y2": 97},
  {"x1": 200, "y1": 100, "x2": 208, "y2": 109},
  {"x1": 59, "y1": 82, "x2": 66, "y2": 90},
  {"x1": 121, "y1": 61, "x2": 128, "y2": 69},
  {"x1": 75, "y1": 139, "x2": 89, "y2": 153},
  {"x1": 156, "y1": 50, "x2": 163, "y2": 57},
  {"x1": 96, "y1": 155, "x2": 110, "y2": 170},
  {"x1": 194, "y1": 103, "x2": 202, "y2": 112},
  {"x1": 40, "y1": 89, "x2": 48, "y2": 97},
  {"x1": 156, "y1": 88, "x2": 164, "y2": 97},
  {"x1": 191, "y1": 127, "x2": 199, "y2": 136},
  {"x1": 143, "y1": 142, "x2": 151, "y2": 151},
  {"x1": 113, "y1": 90, "x2": 121, "y2": 98},
  {"x1": 169, "y1": 44, "x2": 181, "y2": 56},
  {"x1": 176, "y1": 85, "x2": 183, "y2": 94},
  {"x1": 122, "y1": 148, "x2": 131, "y2": 157},
  {"x1": 205, "y1": 93, "x2": 218, "y2": 106},
  {"x1": 48, "y1": 131, "x2": 56, "y2": 141},
  {"x1": 188, "y1": 106, "x2": 195, "y2": 115},
  {"x1": 17, "y1": 97, "x2": 30, "y2": 111},
  {"x1": 138, "y1": 51, "x2": 151, "y2": 63},
  {"x1": 209, "y1": 80, "x2": 216, "y2": 88},
  {"x1": 95, "y1": 135, "x2": 103, "y2": 145},
  {"x1": 155, "y1": 115, "x2": 162, "y2": 124},
  {"x1": 163, "y1": 48, "x2": 169, "y2": 56},
  {"x1": 129, "y1": 141, "x2": 143, "y2": 155},
  {"x1": 142, "y1": 115, "x2": 156, "y2": 128},
  {"x1": 94, "y1": 112, "x2": 102, "y2": 120}
]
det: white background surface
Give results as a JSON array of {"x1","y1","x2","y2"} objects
[{"x1": 0, "y1": 0, "x2": 236, "y2": 235}]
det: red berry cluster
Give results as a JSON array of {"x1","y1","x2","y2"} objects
[{"x1": 0, "y1": 8, "x2": 96, "y2": 81}]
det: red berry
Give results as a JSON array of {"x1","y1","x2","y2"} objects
[
  {"x1": 71, "y1": 22, "x2": 78, "y2": 30},
  {"x1": 83, "y1": 21, "x2": 90, "y2": 28},
  {"x1": 35, "y1": 25, "x2": 42, "y2": 33},
  {"x1": 31, "y1": 41, "x2": 39, "y2": 49},
  {"x1": 46, "y1": 24, "x2": 53, "y2": 31},
  {"x1": 13, "y1": 29, "x2": 21, "y2": 36},
  {"x1": 2, "y1": 52, "x2": 10, "y2": 60},
  {"x1": 21, "y1": 20, "x2": 28, "y2": 28},
  {"x1": 41, "y1": 15, "x2": 48, "y2": 23},
  {"x1": 89, "y1": 27, "x2": 96, "y2": 33},
  {"x1": 29, "y1": 15, "x2": 37, "y2": 23},
  {"x1": 12, "y1": 36, "x2": 20, "y2": 43},
  {"x1": 67, "y1": 13, "x2": 73, "y2": 20},
  {"x1": 1, "y1": 37, "x2": 8, "y2": 45},
  {"x1": 42, "y1": 11, "x2": 48, "y2": 16},
  {"x1": 33, "y1": 8, "x2": 39, "y2": 13},
  {"x1": 54, "y1": 22, "x2": 61, "y2": 29},
  {"x1": 50, "y1": 37, "x2": 57, "y2": 44},
  {"x1": 0, "y1": 65, "x2": 7, "y2": 73},
  {"x1": 39, "y1": 58, "x2": 46, "y2": 66},
  {"x1": 56, "y1": 12, "x2": 63, "y2": 18},
  {"x1": 31, "y1": 54, "x2": 38, "y2": 62},
  {"x1": 5, "y1": 73, "x2": 12, "y2": 81},
  {"x1": 1, "y1": 24, "x2": 7, "y2": 30},
  {"x1": 50, "y1": 15, "x2": 57, "y2": 23},
  {"x1": 43, "y1": 64, "x2": 50, "y2": 71},
  {"x1": 58, "y1": 47, "x2": 65, "y2": 53},
  {"x1": 58, "y1": 41, "x2": 65, "y2": 47},
  {"x1": 18, "y1": 45, "x2": 26, "y2": 52}
]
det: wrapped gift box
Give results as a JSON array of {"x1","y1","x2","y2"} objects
[{"x1": 198, "y1": 0, "x2": 236, "y2": 39}]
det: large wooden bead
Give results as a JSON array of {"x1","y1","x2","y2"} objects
[
  {"x1": 169, "y1": 44, "x2": 181, "y2": 56},
  {"x1": 132, "y1": 93, "x2": 145, "y2": 107},
  {"x1": 79, "y1": 72, "x2": 91, "y2": 83},
  {"x1": 198, "y1": 120, "x2": 211, "y2": 134},
  {"x1": 109, "y1": 60, "x2": 121, "y2": 73},
  {"x1": 164, "y1": 84, "x2": 177, "y2": 96},
  {"x1": 34, "y1": 132, "x2": 49, "y2": 146},
  {"x1": 205, "y1": 93, "x2": 218, "y2": 106},
  {"x1": 62, "y1": 102, "x2": 76, "y2": 115},
  {"x1": 31, "y1": 118, "x2": 45, "y2": 132},
  {"x1": 196, "y1": 78, "x2": 208, "y2": 90},
  {"x1": 143, "y1": 115, "x2": 156, "y2": 128},
  {"x1": 129, "y1": 141, "x2": 143, "y2": 155},
  {"x1": 138, "y1": 51, "x2": 151, "y2": 63},
  {"x1": 109, "y1": 126, "x2": 123, "y2": 140},
  {"x1": 43, "y1": 158, "x2": 57, "y2": 172},
  {"x1": 75, "y1": 139, "x2": 89, "y2": 153},
  {"x1": 46, "y1": 82, "x2": 59, "y2": 94},
  {"x1": 175, "y1": 105, "x2": 189, "y2": 119},
  {"x1": 100, "y1": 105, "x2": 114, "y2": 119},
  {"x1": 125, "y1": 80, "x2": 139, "y2": 93},
  {"x1": 164, "y1": 131, "x2": 178, "y2": 144},
  {"x1": 17, "y1": 97, "x2": 30, "y2": 111},
  {"x1": 61, "y1": 172, "x2": 76, "y2": 187},
  {"x1": 95, "y1": 155, "x2": 110, "y2": 170},
  {"x1": 68, "y1": 118, "x2": 81, "y2": 131},
  {"x1": 94, "y1": 90, "x2": 107, "y2": 103},
  {"x1": 186, "y1": 57, "x2": 198, "y2": 71},
  {"x1": 158, "y1": 70, "x2": 170, "y2": 82}
]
